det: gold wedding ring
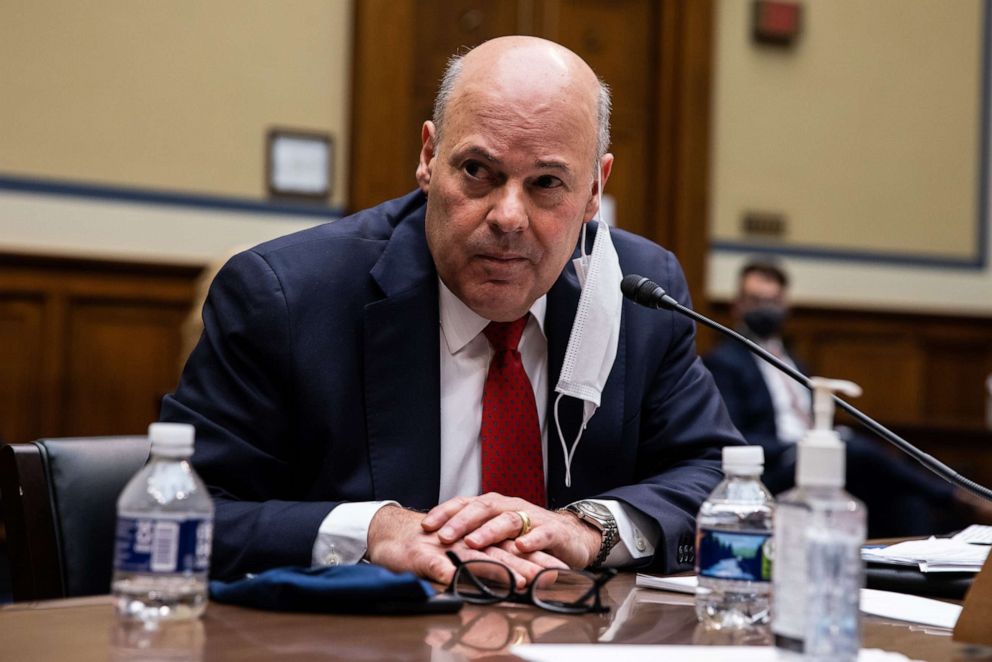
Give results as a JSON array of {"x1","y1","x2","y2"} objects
[{"x1": 515, "y1": 510, "x2": 532, "y2": 537}]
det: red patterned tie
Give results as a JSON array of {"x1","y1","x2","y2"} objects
[{"x1": 480, "y1": 316, "x2": 546, "y2": 506}]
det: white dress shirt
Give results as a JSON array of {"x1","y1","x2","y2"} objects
[
  {"x1": 752, "y1": 337, "x2": 812, "y2": 444},
  {"x1": 312, "y1": 280, "x2": 656, "y2": 567}
]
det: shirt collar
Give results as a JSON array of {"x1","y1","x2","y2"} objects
[{"x1": 438, "y1": 278, "x2": 547, "y2": 354}]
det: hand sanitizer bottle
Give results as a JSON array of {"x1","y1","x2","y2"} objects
[{"x1": 772, "y1": 378, "x2": 867, "y2": 661}]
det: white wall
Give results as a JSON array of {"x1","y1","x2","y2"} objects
[
  {"x1": 0, "y1": 0, "x2": 351, "y2": 265},
  {"x1": 707, "y1": 0, "x2": 992, "y2": 316}
]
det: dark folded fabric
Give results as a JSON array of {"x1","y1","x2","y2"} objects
[
  {"x1": 209, "y1": 564, "x2": 452, "y2": 614},
  {"x1": 866, "y1": 562, "x2": 974, "y2": 600}
]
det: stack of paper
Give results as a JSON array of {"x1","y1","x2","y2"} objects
[
  {"x1": 634, "y1": 574, "x2": 697, "y2": 594},
  {"x1": 951, "y1": 524, "x2": 992, "y2": 545},
  {"x1": 861, "y1": 537, "x2": 989, "y2": 572},
  {"x1": 635, "y1": 574, "x2": 963, "y2": 629}
]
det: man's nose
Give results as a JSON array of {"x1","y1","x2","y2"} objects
[{"x1": 487, "y1": 184, "x2": 529, "y2": 233}]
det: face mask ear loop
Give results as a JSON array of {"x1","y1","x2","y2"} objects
[
  {"x1": 596, "y1": 162, "x2": 603, "y2": 222},
  {"x1": 554, "y1": 392, "x2": 588, "y2": 489},
  {"x1": 578, "y1": 163, "x2": 603, "y2": 262},
  {"x1": 556, "y1": 163, "x2": 606, "y2": 488}
]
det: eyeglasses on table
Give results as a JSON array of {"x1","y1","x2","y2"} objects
[{"x1": 444, "y1": 551, "x2": 617, "y2": 614}]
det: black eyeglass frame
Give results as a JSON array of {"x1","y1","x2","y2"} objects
[{"x1": 444, "y1": 551, "x2": 617, "y2": 614}]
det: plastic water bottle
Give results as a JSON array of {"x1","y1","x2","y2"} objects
[
  {"x1": 772, "y1": 378, "x2": 866, "y2": 661},
  {"x1": 112, "y1": 423, "x2": 213, "y2": 623},
  {"x1": 695, "y1": 445, "x2": 774, "y2": 629}
]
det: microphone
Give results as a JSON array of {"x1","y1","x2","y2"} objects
[
  {"x1": 621, "y1": 274, "x2": 992, "y2": 503},
  {"x1": 620, "y1": 274, "x2": 680, "y2": 310}
]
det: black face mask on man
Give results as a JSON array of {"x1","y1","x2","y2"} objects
[{"x1": 743, "y1": 306, "x2": 787, "y2": 340}]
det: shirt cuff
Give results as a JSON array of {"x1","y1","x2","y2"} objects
[
  {"x1": 311, "y1": 500, "x2": 399, "y2": 567},
  {"x1": 586, "y1": 498, "x2": 658, "y2": 567}
]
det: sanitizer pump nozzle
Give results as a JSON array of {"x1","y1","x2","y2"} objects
[
  {"x1": 796, "y1": 377, "x2": 862, "y2": 488},
  {"x1": 810, "y1": 377, "x2": 862, "y2": 431}
]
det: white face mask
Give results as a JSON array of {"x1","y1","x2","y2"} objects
[{"x1": 553, "y1": 165, "x2": 622, "y2": 487}]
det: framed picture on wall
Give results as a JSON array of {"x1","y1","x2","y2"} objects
[{"x1": 266, "y1": 128, "x2": 333, "y2": 202}]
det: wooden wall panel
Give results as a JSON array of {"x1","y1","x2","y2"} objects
[
  {"x1": 653, "y1": 0, "x2": 714, "y2": 316},
  {"x1": 350, "y1": 0, "x2": 525, "y2": 215},
  {"x1": 922, "y1": 340, "x2": 992, "y2": 426},
  {"x1": 538, "y1": 0, "x2": 657, "y2": 240},
  {"x1": 349, "y1": 0, "x2": 418, "y2": 213},
  {"x1": 62, "y1": 301, "x2": 189, "y2": 437},
  {"x1": 703, "y1": 303, "x2": 992, "y2": 429},
  {"x1": 804, "y1": 335, "x2": 923, "y2": 425},
  {"x1": 413, "y1": 0, "x2": 525, "y2": 127},
  {"x1": 0, "y1": 297, "x2": 45, "y2": 444},
  {"x1": 0, "y1": 255, "x2": 198, "y2": 444},
  {"x1": 702, "y1": 302, "x2": 992, "y2": 490},
  {"x1": 349, "y1": 0, "x2": 714, "y2": 302}
]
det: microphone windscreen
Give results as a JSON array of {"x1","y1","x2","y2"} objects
[
  {"x1": 621, "y1": 274, "x2": 664, "y2": 307},
  {"x1": 620, "y1": 274, "x2": 650, "y2": 302}
]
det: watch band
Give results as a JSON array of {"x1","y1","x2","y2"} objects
[
  {"x1": 591, "y1": 517, "x2": 619, "y2": 568},
  {"x1": 562, "y1": 503, "x2": 620, "y2": 569}
]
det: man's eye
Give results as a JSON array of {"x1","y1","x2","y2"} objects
[
  {"x1": 534, "y1": 175, "x2": 563, "y2": 189},
  {"x1": 464, "y1": 162, "x2": 485, "y2": 179}
]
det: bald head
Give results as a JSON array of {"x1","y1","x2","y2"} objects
[{"x1": 432, "y1": 36, "x2": 611, "y2": 162}]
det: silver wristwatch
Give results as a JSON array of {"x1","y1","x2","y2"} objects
[{"x1": 563, "y1": 500, "x2": 620, "y2": 569}]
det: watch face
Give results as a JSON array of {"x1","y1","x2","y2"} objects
[{"x1": 578, "y1": 501, "x2": 612, "y2": 519}]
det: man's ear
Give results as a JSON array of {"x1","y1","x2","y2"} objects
[
  {"x1": 416, "y1": 122, "x2": 437, "y2": 193},
  {"x1": 584, "y1": 153, "x2": 614, "y2": 221}
]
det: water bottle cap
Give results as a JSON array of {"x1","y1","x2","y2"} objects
[
  {"x1": 722, "y1": 445, "x2": 764, "y2": 473},
  {"x1": 148, "y1": 422, "x2": 194, "y2": 457}
]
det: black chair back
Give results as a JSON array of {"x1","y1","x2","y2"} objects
[{"x1": 0, "y1": 437, "x2": 150, "y2": 601}]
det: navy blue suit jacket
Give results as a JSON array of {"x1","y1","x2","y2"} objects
[{"x1": 162, "y1": 191, "x2": 743, "y2": 579}]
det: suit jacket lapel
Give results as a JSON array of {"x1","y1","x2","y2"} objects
[{"x1": 364, "y1": 206, "x2": 442, "y2": 509}]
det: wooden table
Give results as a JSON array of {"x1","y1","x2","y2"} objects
[{"x1": 0, "y1": 573, "x2": 985, "y2": 661}]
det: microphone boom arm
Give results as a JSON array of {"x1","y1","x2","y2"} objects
[{"x1": 622, "y1": 274, "x2": 992, "y2": 503}]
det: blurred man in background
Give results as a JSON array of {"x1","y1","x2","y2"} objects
[{"x1": 704, "y1": 260, "x2": 988, "y2": 536}]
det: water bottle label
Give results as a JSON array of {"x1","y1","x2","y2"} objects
[
  {"x1": 114, "y1": 515, "x2": 213, "y2": 574},
  {"x1": 697, "y1": 528, "x2": 772, "y2": 582}
]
